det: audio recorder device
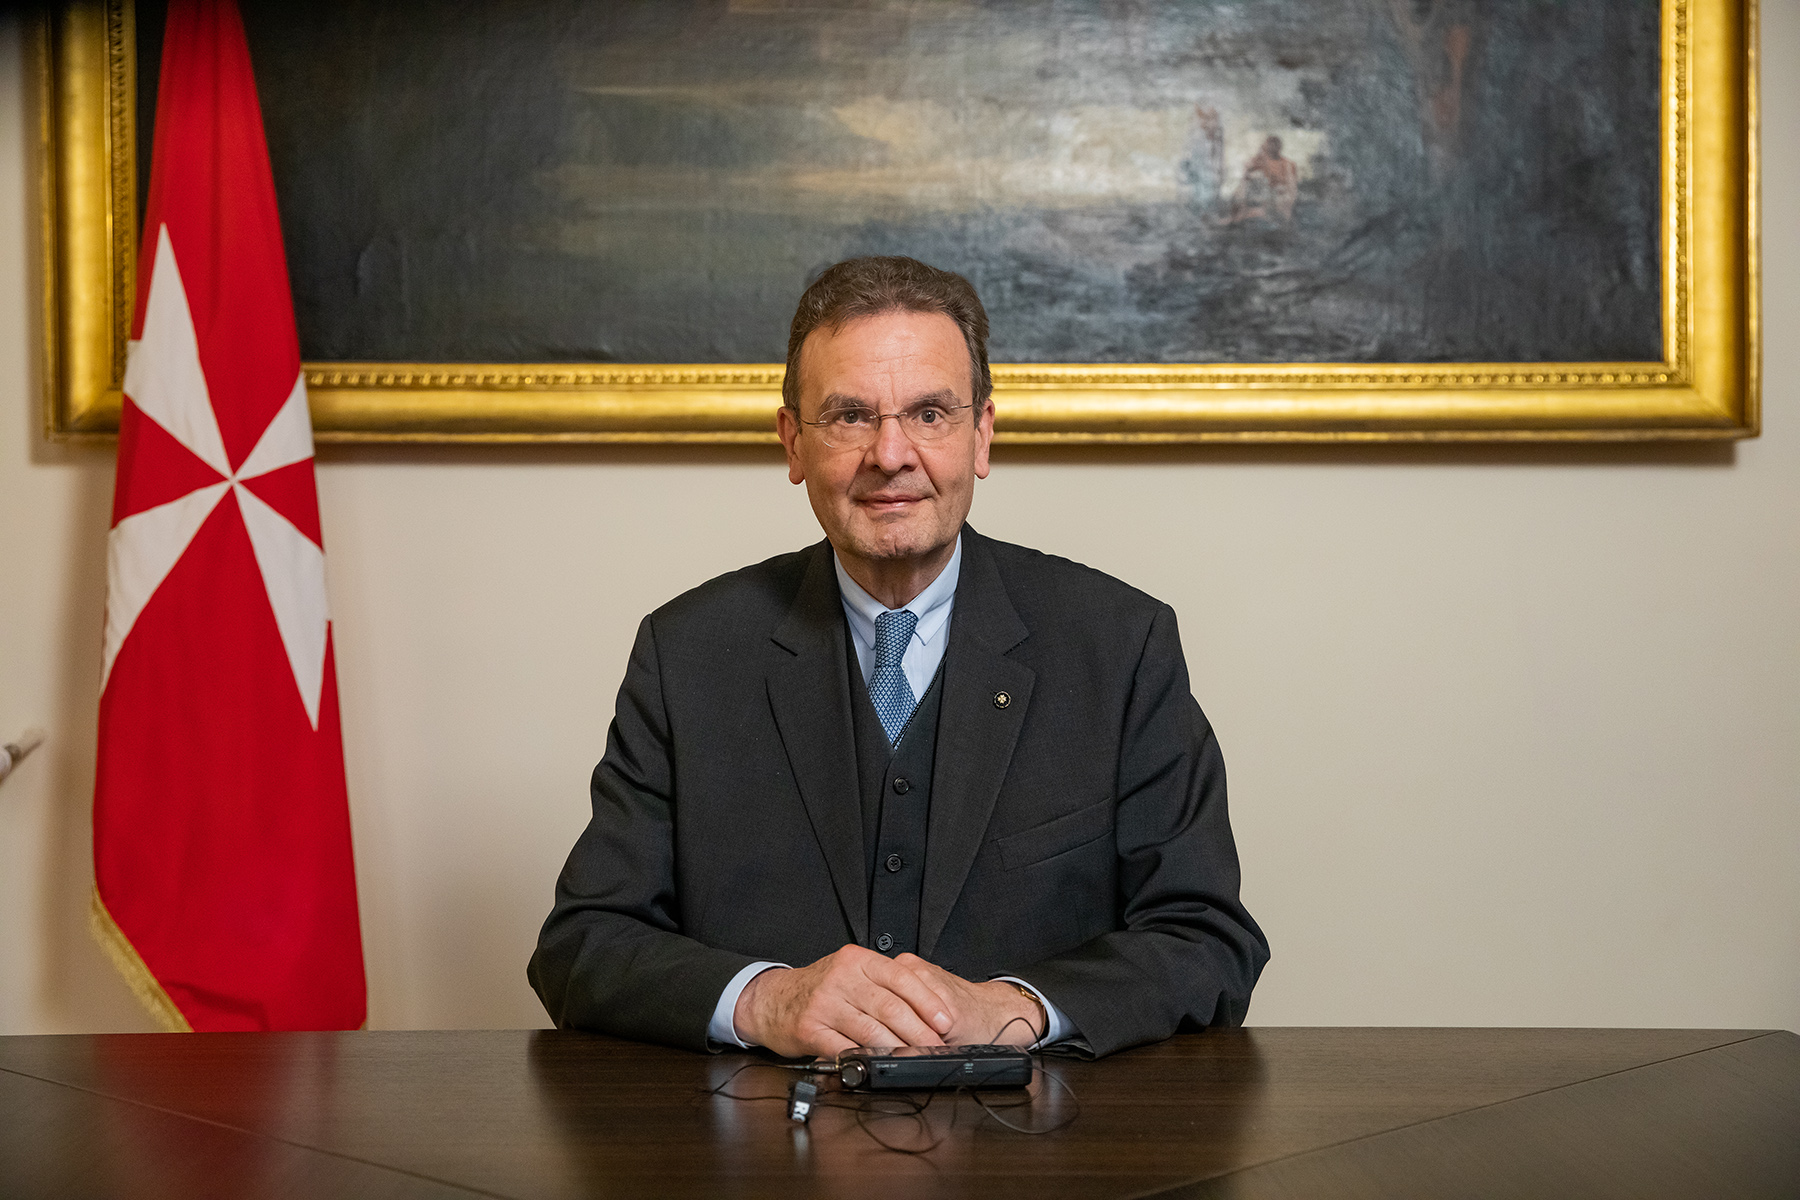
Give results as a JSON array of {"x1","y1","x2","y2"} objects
[{"x1": 834, "y1": 1044, "x2": 1034, "y2": 1091}]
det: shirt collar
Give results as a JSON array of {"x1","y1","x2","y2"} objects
[{"x1": 834, "y1": 534, "x2": 962, "y2": 652}]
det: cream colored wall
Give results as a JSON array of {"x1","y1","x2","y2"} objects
[{"x1": 2, "y1": 10, "x2": 1795, "y2": 1036}]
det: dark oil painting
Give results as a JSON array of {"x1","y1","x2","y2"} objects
[{"x1": 138, "y1": 0, "x2": 1663, "y2": 366}]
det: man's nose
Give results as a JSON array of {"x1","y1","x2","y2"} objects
[{"x1": 868, "y1": 412, "x2": 918, "y2": 472}]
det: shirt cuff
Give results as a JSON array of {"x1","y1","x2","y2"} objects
[
  {"x1": 707, "y1": 961, "x2": 788, "y2": 1048},
  {"x1": 990, "y1": 976, "x2": 1073, "y2": 1048}
]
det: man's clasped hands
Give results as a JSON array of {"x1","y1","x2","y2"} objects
[{"x1": 733, "y1": 945, "x2": 1045, "y2": 1057}]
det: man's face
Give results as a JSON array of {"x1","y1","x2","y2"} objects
[{"x1": 777, "y1": 310, "x2": 995, "y2": 573}]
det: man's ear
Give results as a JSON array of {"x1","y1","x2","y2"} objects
[
  {"x1": 972, "y1": 400, "x2": 996, "y2": 480},
  {"x1": 776, "y1": 404, "x2": 806, "y2": 484}
]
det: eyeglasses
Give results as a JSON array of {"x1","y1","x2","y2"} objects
[{"x1": 799, "y1": 402, "x2": 975, "y2": 450}]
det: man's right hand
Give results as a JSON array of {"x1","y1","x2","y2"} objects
[{"x1": 733, "y1": 945, "x2": 957, "y2": 1058}]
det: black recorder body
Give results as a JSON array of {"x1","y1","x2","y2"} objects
[{"x1": 835, "y1": 1044, "x2": 1034, "y2": 1091}]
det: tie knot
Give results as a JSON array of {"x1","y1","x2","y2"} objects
[{"x1": 874, "y1": 609, "x2": 918, "y2": 668}]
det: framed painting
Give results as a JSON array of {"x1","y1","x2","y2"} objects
[{"x1": 38, "y1": 0, "x2": 1757, "y2": 443}]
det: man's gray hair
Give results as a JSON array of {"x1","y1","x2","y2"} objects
[{"x1": 783, "y1": 256, "x2": 993, "y2": 412}]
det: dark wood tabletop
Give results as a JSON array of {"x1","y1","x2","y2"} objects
[{"x1": 1, "y1": 1027, "x2": 1794, "y2": 1199}]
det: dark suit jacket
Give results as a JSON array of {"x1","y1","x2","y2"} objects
[{"x1": 528, "y1": 527, "x2": 1268, "y2": 1057}]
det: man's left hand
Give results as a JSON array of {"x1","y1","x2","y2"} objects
[{"x1": 890, "y1": 953, "x2": 1044, "y2": 1046}]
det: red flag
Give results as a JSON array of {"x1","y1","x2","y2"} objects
[{"x1": 91, "y1": 0, "x2": 365, "y2": 1032}]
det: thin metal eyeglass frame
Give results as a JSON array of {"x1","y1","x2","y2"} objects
[{"x1": 800, "y1": 403, "x2": 977, "y2": 450}]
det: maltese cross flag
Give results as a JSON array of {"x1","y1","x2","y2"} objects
[{"x1": 91, "y1": 0, "x2": 365, "y2": 1032}]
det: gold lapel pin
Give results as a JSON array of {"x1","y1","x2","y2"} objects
[{"x1": 993, "y1": 691, "x2": 1011, "y2": 709}]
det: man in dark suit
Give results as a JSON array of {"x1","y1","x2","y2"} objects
[{"x1": 529, "y1": 257, "x2": 1268, "y2": 1058}]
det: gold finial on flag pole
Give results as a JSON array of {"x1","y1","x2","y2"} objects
[{"x1": 0, "y1": 728, "x2": 46, "y2": 785}]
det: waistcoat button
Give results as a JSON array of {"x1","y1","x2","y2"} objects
[
  {"x1": 885, "y1": 853, "x2": 903, "y2": 872},
  {"x1": 892, "y1": 777, "x2": 910, "y2": 795},
  {"x1": 876, "y1": 933, "x2": 894, "y2": 951}
]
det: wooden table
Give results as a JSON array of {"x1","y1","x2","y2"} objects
[{"x1": 1, "y1": 1028, "x2": 1794, "y2": 1198}]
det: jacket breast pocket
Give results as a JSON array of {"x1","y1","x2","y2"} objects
[{"x1": 995, "y1": 798, "x2": 1113, "y2": 871}]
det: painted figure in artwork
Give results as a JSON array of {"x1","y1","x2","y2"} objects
[
  {"x1": 1180, "y1": 105, "x2": 1225, "y2": 213},
  {"x1": 1386, "y1": 0, "x2": 1478, "y2": 185},
  {"x1": 1225, "y1": 135, "x2": 1299, "y2": 225}
]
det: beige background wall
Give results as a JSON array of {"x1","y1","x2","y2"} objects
[{"x1": 3, "y1": 9, "x2": 1795, "y2": 1036}]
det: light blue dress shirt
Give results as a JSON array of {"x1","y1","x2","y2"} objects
[
  {"x1": 834, "y1": 535, "x2": 962, "y2": 703},
  {"x1": 708, "y1": 536, "x2": 1072, "y2": 1049}
]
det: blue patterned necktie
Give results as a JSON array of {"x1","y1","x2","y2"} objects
[{"x1": 870, "y1": 609, "x2": 920, "y2": 745}]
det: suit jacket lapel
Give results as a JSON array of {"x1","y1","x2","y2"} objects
[
  {"x1": 768, "y1": 540, "x2": 869, "y2": 945},
  {"x1": 920, "y1": 529, "x2": 1034, "y2": 958}
]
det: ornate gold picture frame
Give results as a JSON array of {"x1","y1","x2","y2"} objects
[{"x1": 37, "y1": 0, "x2": 1757, "y2": 444}]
